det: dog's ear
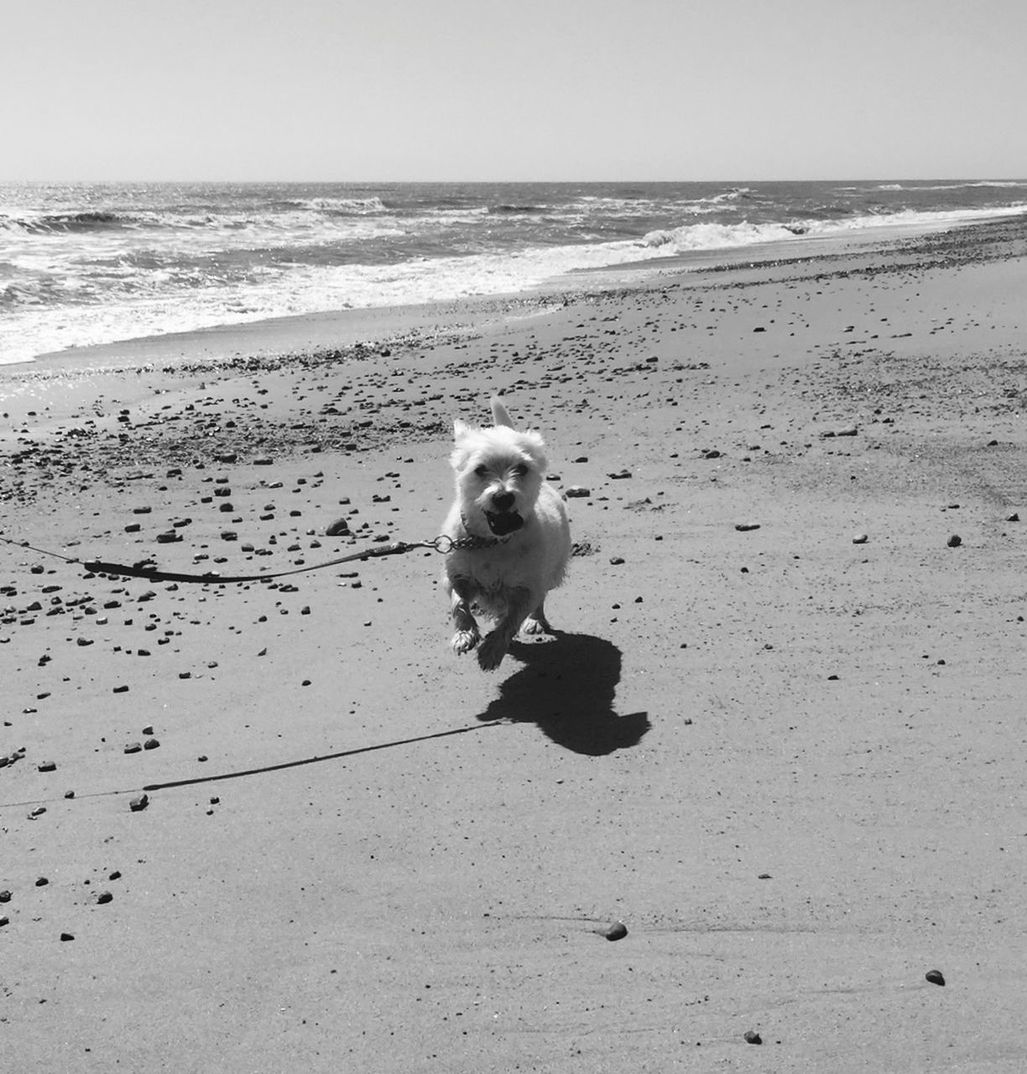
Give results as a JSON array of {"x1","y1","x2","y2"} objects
[{"x1": 491, "y1": 397, "x2": 514, "y2": 428}]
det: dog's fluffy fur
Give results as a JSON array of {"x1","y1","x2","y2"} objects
[{"x1": 441, "y1": 396, "x2": 571, "y2": 670}]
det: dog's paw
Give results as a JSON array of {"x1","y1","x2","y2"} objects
[
  {"x1": 477, "y1": 631, "x2": 508, "y2": 671},
  {"x1": 451, "y1": 627, "x2": 481, "y2": 655},
  {"x1": 520, "y1": 616, "x2": 552, "y2": 636}
]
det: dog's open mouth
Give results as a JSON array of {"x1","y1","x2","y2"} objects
[{"x1": 484, "y1": 510, "x2": 523, "y2": 536}]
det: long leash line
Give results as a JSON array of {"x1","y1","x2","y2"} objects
[
  {"x1": 0, "y1": 530, "x2": 499, "y2": 585},
  {"x1": 0, "y1": 720, "x2": 504, "y2": 812}
]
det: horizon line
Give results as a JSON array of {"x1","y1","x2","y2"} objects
[{"x1": 4, "y1": 175, "x2": 1027, "y2": 186}]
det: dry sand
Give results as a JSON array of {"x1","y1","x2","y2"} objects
[{"x1": 2, "y1": 219, "x2": 1025, "y2": 1072}]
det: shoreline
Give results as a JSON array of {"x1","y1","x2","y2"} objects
[
  {"x1": 2, "y1": 215, "x2": 1025, "y2": 1072},
  {"x1": 4, "y1": 210, "x2": 1024, "y2": 380}
]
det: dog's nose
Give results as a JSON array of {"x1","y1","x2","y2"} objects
[{"x1": 491, "y1": 491, "x2": 515, "y2": 511}]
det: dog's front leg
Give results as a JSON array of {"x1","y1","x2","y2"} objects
[
  {"x1": 478, "y1": 587, "x2": 534, "y2": 671},
  {"x1": 448, "y1": 576, "x2": 481, "y2": 655}
]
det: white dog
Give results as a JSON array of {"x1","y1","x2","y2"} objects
[{"x1": 441, "y1": 396, "x2": 571, "y2": 671}]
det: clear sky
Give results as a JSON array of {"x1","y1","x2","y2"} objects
[{"x1": 3, "y1": 0, "x2": 1025, "y2": 182}]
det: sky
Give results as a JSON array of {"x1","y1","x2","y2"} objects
[{"x1": 2, "y1": 0, "x2": 1026, "y2": 182}]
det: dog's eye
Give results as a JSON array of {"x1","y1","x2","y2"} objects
[
  {"x1": 473, "y1": 464, "x2": 488, "y2": 477},
  {"x1": 511, "y1": 464, "x2": 528, "y2": 477}
]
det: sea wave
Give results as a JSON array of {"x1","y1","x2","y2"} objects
[
  {"x1": 5, "y1": 210, "x2": 138, "y2": 234},
  {"x1": 877, "y1": 180, "x2": 1027, "y2": 192},
  {"x1": 639, "y1": 203, "x2": 1027, "y2": 254},
  {"x1": 292, "y1": 195, "x2": 389, "y2": 214}
]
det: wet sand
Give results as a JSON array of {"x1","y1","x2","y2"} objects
[{"x1": 2, "y1": 218, "x2": 1025, "y2": 1072}]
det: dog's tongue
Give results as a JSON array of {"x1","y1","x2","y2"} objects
[{"x1": 486, "y1": 511, "x2": 523, "y2": 536}]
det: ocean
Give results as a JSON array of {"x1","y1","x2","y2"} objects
[{"x1": 2, "y1": 179, "x2": 1026, "y2": 366}]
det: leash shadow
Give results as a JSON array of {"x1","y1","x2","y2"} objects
[{"x1": 477, "y1": 632, "x2": 650, "y2": 755}]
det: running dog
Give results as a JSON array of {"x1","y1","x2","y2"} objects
[{"x1": 441, "y1": 397, "x2": 571, "y2": 670}]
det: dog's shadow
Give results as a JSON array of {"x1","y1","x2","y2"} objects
[{"x1": 478, "y1": 632, "x2": 650, "y2": 755}]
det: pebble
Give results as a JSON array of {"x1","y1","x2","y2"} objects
[
  {"x1": 129, "y1": 793, "x2": 149, "y2": 812},
  {"x1": 0, "y1": 890, "x2": 10, "y2": 902},
  {"x1": 124, "y1": 742, "x2": 142, "y2": 754},
  {"x1": 37, "y1": 760, "x2": 57, "y2": 772},
  {"x1": 735, "y1": 523, "x2": 761, "y2": 532},
  {"x1": 60, "y1": 932, "x2": 75, "y2": 942},
  {"x1": 602, "y1": 921, "x2": 628, "y2": 941},
  {"x1": 947, "y1": 534, "x2": 962, "y2": 547},
  {"x1": 565, "y1": 486, "x2": 591, "y2": 498},
  {"x1": 743, "y1": 1030, "x2": 763, "y2": 1045},
  {"x1": 143, "y1": 738, "x2": 160, "y2": 750},
  {"x1": 609, "y1": 556, "x2": 625, "y2": 565},
  {"x1": 925, "y1": 969, "x2": 945, "y2": 986},
  {"x1": 852, "y1": 533, "x2": 869, "y2": 544}
]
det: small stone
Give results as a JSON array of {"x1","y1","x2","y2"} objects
[
  {"x1": 608, "y1": 469, "x2": 632, "y2": 479},
  {"x1": 60, "y1": 932, "x2": 75, "y2": 942},
  {"x1": 1006, "y1": 512, "x2": 1019, "y2": 522},
  {"x1": 852, "y1": 533, "x2": 869, "y2": 544},
  {"x1": 735, "y1": 523, "x2": 761, "y2": 532},
  {"x1": 947, "y1": 534, "x2": 962, "y2": 547},
  {"x1": 96, "y1": 891, "x2": 113, "y2": 905},
  {"x1": 143, "y1": 738, "x2": 160, "y2": 750},
  {"x1": 37, "y1": 760, "x2": 57, "y2": 772},
  {"x1": 744, "y1": 1030, "x2": 763, "y2": 1045},
  {"x1": 609, "y1": 556, "x2": 625, "y2": 565},
  {"x1": 129, "y1": 793, "x2": 149, "y2": 812},
  {"x1": 0, "y1": 890, "x2": 11, "y2": 902},
  {"x1": 564, "y1": 486, "x2": 591, "y2": 498},
  {"x1": 925, "y1": 969, "x2": 945, "y2": 986},
  {"x1": 35, "y1": 877, "x2": 49, "y2": 887},
  {"x1": 142, "y1": 725, "x2": 154, "y2": 735},
  {"x1": 124, "y1": 742, "x2": 142, "y2": 754},
  {"x1": 602, "y1": 921, "x2": 628, "y2": 941}
]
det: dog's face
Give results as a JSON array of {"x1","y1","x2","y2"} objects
[{"x1": 451, "y1": 421, "x2": 548, "y2": 537}]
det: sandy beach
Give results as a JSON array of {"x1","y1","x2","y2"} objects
[{"x1": 2, "y1": 218, "x2": 1025, "y2": 1072}]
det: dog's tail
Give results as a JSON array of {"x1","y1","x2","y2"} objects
[{"x1": 491, "y1": 396, "x2": 514, "y2": 428}]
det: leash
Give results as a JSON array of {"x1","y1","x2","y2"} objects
[{"x1": 0, "y1": 531, "x2": 498, "y2": 585}]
